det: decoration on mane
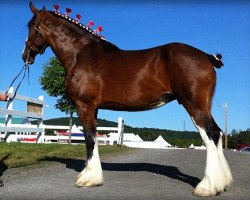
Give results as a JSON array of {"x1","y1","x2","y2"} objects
[
  {"x1": 52, "y1": 5, "x2": 106, "y2": 40},
  {"x1": 87, "y1": 20, "x2": 94, "y2": 30},
  {"x1": 94, "y1": 26, "x2": 103, "y2": 35},
  {"x1": 74, "y1": 14, "x2": 82, "y2": 24},
  {"x1": 53, "y1": 4, "x2": 59, "y2": 13},
  {"x1": 64, "y1": 8, "x2": 72, "y2": 18}
]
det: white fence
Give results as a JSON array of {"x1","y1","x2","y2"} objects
[
  {"x1": 42, "y1": 118, "x2": 123, "y2": 144},
  {"x1": 0, "y1": 87, "x2": 44, "y2": 143},
  {"x1": 0, "y1": 87, "x2": 124, "y2": 144}
]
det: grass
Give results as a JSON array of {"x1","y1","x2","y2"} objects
[{"x1": 0, "y1": 142, "x2": 132, "y2": 168}]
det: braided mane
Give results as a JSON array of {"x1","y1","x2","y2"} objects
[
  {"x1": 27, "y1": 8, "x2": 119, "y2": 51},
  {"x1": 48, "y1": 11, "x2": 105, "y2": 41},
  {"x1": 48, "y1": 11, "x2": 119, "y2": 52}
]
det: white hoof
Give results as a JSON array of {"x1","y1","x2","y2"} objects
[
  {"x1": 193, "y1": 177, "x2": 218, "y2": 196},
  {"x1": 224, "y1": 170, "x2": 233, "y2": 187},
  {"x1": 75, "y1": 168, "x2": 104, "y2": 187}
]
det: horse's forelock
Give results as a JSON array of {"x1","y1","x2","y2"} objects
[
  {"x1": 27, "y1": 15, "x2": 37, "y2": 29},
  {"x1": 27, "y1": 9, "x2": 47, "y2": 29}
]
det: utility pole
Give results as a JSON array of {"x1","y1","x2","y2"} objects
[{"x1": 219, "y1": 103, "x2": 228, "y2": 149}]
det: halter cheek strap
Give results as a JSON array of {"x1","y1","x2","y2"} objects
[{"x1": 25, "y1": 25, "x2": 48, "y2": 55}]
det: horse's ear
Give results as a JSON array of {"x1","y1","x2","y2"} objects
[
  {"x1": 42, "y1": 5, "x2": 46, "y2": 12},
  {"x1": 29, "y1": 2, "x2": 39, "y2": 16}
]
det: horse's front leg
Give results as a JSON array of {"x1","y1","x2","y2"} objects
[{"x1": 75, "y1": 102, "x2": 104, "y2": 187}]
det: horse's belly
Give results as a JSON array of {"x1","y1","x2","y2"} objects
[{"x1": 99, "y1": 93, "x2": 176, "y2": 111}]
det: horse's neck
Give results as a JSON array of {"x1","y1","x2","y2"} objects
[{"x1": 43, "y1": 22, "x2": 99, "y2": 73}]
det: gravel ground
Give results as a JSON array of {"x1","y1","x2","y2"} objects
[{"x1": 0, "y1": 148, "x2": 249, "y2": 200}]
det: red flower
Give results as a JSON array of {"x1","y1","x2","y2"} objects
[
  {"x1": 97, "y1": 26, "x2": 103, "y2": 32},
  {"x1": 88, "y1": 20, "x2": 94, "y2": 27},
  {"x1": 66, "y1": 8, "x2": 72, "y2": 13},
  {"x1": 76, "y1": 14, "x2": 82, "y2": 19},
  {"x1": 53, "y1": 5, "x2": 59, "y2": 10}
]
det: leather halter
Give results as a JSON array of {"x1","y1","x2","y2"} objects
[{"x1": 25, "y1": 26, "x2": 48, "y2": 55}]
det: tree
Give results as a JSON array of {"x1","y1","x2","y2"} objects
[
  {"x1": 227, "y1": 129, "x2": 250, "y2": 149},
  {"x1": 40, "y1": 57, "x2": 76, "y2": 143}
]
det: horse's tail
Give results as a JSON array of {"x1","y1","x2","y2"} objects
[{"x1": 207, "y1": 53, "x2": 224, "y2": 69}]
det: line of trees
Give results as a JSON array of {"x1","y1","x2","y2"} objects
[{"x1": 227, "y1": 129, "x2": 250, "y2": 149}]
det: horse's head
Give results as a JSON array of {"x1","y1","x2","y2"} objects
[{"x1": 22, "y1": 2, "x2": 49, "y2": 64}]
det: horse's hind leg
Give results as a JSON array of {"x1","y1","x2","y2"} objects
[
  {"x1": 183, "y1": 103, "x2": 232, "y2": 196},
  {"x1": 214, "y1": 117, "x2": 233, "y2": 188},
  {"x1": 74, "y1": 102, "x2": 104, "y2": 187}
]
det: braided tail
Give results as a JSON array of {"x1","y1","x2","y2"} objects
[{"x1": 207, "y1": 53, "x2": 224, "y2": 69}]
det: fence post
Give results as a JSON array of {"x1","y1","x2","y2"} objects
[
  {"x1": 36, "y1": 95, "x2": 44, "y2": 143},
  {"x1": 3, "y1": 87, "x2": 14, "y2": 141},
  {"x1": 5, "y1": 87, "x2": 14, "y2": 126},
  {"x1": 117, "y1": 117, "x2": 124, "y2": 146}
]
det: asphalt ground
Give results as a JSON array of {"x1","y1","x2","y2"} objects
[{"x1": 0, "y1": 148, "x2": 249, "y2": 200}]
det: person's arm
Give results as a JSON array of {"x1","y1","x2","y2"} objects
[{"x1": 0, "y1": 94, "x2": 9, "y2": 101}]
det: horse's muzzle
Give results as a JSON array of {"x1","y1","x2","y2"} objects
[{"x1": 22, "y1": 49, "x2": 35, "y2": 64}]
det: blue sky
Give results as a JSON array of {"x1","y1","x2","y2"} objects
[{"x1": 0, "y1": 1, "x2": 249, "y2": 132}]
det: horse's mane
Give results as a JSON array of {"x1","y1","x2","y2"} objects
[
  {"x1": 27, "y1": 10, "x2": 119, "y2": 52},
  {"x1": 27, "y1": 14, "x2": 36, "y2": 29}
]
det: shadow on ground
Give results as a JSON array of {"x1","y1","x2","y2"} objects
[
  {"x1": 40, "y1": 156, "x2": 200, "y2": 188},
  {"x1": 0, "y1": 153, "x2": 11, "y2": 187}
]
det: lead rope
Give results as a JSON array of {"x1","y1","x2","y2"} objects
[{"x1": 5, "y1": 63, "x2": 30, "y2": 99}]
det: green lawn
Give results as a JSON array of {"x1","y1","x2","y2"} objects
[{"x1": 0, "y1": 142, "x2": 132, "y2": 168}]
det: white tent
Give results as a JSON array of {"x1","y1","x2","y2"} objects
[
  {"x1": 123, "y1": 133, "x2": 139, "y2": 142},
  {"x1": 67, "y1": 124, "x2": 83, "y2": 133},
  {"x1": 154, "y1": 135, "x2": 172, "y2": 147},
  {"x1": 194, "y1": 145, "x2": 206, "y2": 150},
  {"x1": 189, "y1": 143, "x2": 206, "y2": 150},
  {"x1": 108, "y1": 133, "x2": 143, "y2": 145},
  {"x1": 135, "y1": 134, "x2": 143, "y2": 141}
]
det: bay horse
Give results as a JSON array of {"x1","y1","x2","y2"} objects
[{"x1": 22, "y1": 3, "x2": 232, "y2": 196}]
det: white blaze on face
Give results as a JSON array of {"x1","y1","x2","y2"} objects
[{"x1": 22, "y1": 37, "x2": 28, "y2": 55}]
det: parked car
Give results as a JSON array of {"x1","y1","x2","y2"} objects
[
  {"x1": 240, "y1": 147, "x2": 250, "y2": 152},
  {"x1": 235, "y1": 144, "x2": 250, "y2": 151}
]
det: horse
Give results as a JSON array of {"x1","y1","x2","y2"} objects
[{"x1": 22, "y1": 3, "x2": 232, "y2": 196}]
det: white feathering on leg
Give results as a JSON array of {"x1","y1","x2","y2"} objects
[
  {"x1": 191, "y1": 118, "x2": 227, "y2": 196},
  {"x1": 75, "y1": 141, "x2": 104, "y2": 187},
  {"x1": 217, "y1": 134, "x2": 233, "y2": 187}
]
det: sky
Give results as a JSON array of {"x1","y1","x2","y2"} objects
[{"x1": 0, "y1": 0, "x2": 249, "y2": 132}]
